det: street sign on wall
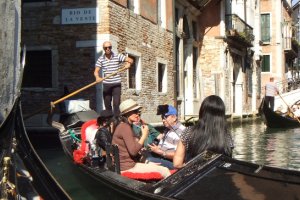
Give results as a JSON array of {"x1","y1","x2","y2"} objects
[{"x1": 61, "y1": 8, "x2": 99, "y2": 24}]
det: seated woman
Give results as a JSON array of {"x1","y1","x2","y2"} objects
[
  {"x1": 94, "y1": 110, "x2": 114, "y2": 151},
  {"x1": 173, "y1": 95, "x2": 234, "y2": 169},
  {"x1": 112, "y1": 99, "x2": 171, "y2": 178}
]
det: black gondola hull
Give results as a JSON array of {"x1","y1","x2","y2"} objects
[
  {"x1": 0, "y1": 99, "x2": 71, "y2": 200},
  {"x1": 260, "y1": 100, "x2": 300, "y2": 128},
  {"x1": 54, "y1": 110, "x2": 300, "y2": 200}
]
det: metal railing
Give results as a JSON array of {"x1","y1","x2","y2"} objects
[
  {"x1": 283, "y1": 78, "x2": 300, "y2": 92},
  {"x1": 262, "y1": 78, "x2": 300, "y2": 94}
]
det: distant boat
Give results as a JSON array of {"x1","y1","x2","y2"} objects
[
  {"x1": 49, "y1": 108, "x2": 300, "y2": 200},
  {"x1": 260, "y1": 99, "x2": 300, "y2": 128}
]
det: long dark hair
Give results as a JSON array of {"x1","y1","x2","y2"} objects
[{"x1": 189, "y1": 95, "x2": 232, "y2": 157}]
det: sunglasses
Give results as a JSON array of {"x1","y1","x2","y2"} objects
[
  {"x1": 161, "y1": 114, "x2": 170, "y2": 119},
  {"x1": 103, "y1": 46, "x2": 112, "y2": 50},
  {"x1": 128, "y1": 109, "x2": 141, "y2": 115}
]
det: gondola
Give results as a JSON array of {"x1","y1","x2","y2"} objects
[
  {"x1": 260, "y1": 99, "x2": 300, "y2": 128},
  {"x1": 1, "y1": 98, "x2": 71, "y2": 199},
  {"x1": 50, "y1": 109, "x2": 300, "y2": 200}
]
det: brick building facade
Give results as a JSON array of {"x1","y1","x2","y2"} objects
[{"x1": 22, "y1": 0, "x2": 174, "y2": 125}]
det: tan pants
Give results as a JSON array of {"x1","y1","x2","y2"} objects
[{"x1": 123, "y1": 163, "x2": 171, "y2": 178}]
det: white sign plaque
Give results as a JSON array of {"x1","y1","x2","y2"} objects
[{"x1": 61, "y1": 8, "x2": 99, "y2": 24}]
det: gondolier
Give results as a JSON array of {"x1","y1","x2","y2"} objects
[
  {"x1": 264, "y1": 77, "x2": 279, "y2": 111},
  {"x1": 94, "y1": 41, "x2": 133, "y2": 117}
]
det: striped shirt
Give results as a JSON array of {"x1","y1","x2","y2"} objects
[
  {"x1": 265, "y1": 82, "x2": 278, "y2": 97},
  {"x1": 159, "y1": 122, "x2": 186, "y2": 151},
  {"x1": 95, "y1": 52, "x2": 126, "y2": 84}
]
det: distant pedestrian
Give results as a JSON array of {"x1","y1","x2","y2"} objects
[
  {"x1": 286, "y1": 68, "x2": 293, "y2": 91},
  {"x1": 94, "y1": 41, "x2": 133, "y2": 116},
  {"x1": 265, "y1": 77, "x2": 279, "y2": 111}
]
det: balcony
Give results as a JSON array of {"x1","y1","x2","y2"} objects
[
  {"x1": 225, "y1": 14, "x2": 254, "y2": 47},
  {"x1": 284, "y1": 37, "x2": 298, "y2": 58}
]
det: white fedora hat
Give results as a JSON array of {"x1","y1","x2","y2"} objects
[{"x1": 119, "y1": 99, "x2": 142, "y2": 115}]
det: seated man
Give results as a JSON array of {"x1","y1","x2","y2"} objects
[{"x1": 145, "y1": 105, "x2": 186, "y2": 169}]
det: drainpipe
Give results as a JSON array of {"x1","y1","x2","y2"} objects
[{"x1": 172, "y1": 0, "x2": 178, "y2": 109}]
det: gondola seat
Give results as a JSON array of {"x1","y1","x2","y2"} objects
[
  {"x1": 106, "y1": 144, "x2": 176, "y2": 181},
  {"x1": 121, "y1": 171, "x2": 165, "y2": 181},
  {"x1": 73, "y1": 119, "x2": 98, "y2": 164},
  {"x1": 121, "y1": 169, "x2": 177, "y2": 181}
]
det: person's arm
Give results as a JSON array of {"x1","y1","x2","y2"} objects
[
  {"x1": 94, "y1": 67, "x2": 102, "y2": 82},
  {"x1": 121, "y1": 125, "x2": 143, "y2": 156},
  {"x1": 138, "y1": 125, "x2": 149, "y2": 145},
  {"x1": 173, "y1": 140, "x2": 186, "y2": 169},
  {"x1": 123, "y1": 56, "x2": 133, "y2": 69}
]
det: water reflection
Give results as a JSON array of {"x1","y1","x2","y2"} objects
[{"x1": 230, "y1": 119, "x2": 300, "y2": 171}]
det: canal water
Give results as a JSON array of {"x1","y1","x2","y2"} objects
[{"x1": 33, "y1": 118, "x2": 300, "y2": 200}]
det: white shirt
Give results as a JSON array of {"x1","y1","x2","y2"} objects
[
  {"x1": 265, "y1": 82, "x2": 278, "y2": 97},
  {"x1": 159, "y1": 123, "x2": 186, "y2": 151}
]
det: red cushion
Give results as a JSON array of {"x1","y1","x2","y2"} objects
[
  {"x1": 73, "y1": 119, "x2": 98, "y2": 164},
  {"x1": 121, "y1": 169, "x2": 177, "y2": 181},
  {"x1": 121, "y1": 171, "x2": 163, "y2": 180}
]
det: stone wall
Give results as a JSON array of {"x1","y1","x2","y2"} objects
[{"x1": 0, "y1": 0, "x2": 21, "y2": 122}]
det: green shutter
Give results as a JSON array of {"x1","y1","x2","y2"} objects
[
  {"x1": 261, "y1": 14, "x2": 270, "y2": 42},
  {"x1": 262, "y1": 55, "x2": 270, "y2": 72}
]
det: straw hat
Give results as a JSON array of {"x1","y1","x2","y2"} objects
[{"x1": 119, "y1": 99, "x2": 142, "y2": 115}]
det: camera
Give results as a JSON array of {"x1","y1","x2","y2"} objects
[
  {"x1": 152, "y1": 138, "x2": 160, "y2": 146},
  {"x1": 156, "y1": 105, "x2": 169, "y2": 115}
]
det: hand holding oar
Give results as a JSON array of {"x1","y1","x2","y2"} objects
[
  {"x1": 50, "y1": 65, "x2": 131, "y2": 108},
  {"x1": 278, "y1": 93, "x2": 300, "y2": 123}
]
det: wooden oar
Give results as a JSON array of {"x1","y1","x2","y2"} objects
[
  {"x1": 24, "y1": 65, "x2": 130, "y2": 120},
  {"x1": 278, "y1": 93, "x2": 300, "y2": 123},
  {"x1": 51, "y1": 65, "x2": 130, "y2": 107}
]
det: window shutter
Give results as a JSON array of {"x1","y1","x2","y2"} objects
[{"x1": 261, "y1": 14, "x2": 270, "y2": 42}]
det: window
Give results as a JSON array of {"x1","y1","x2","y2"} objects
[
  {"x1": 247, "y1": 69, "x2": 253, "y2": 95},
  {"x1": 126, "y1": 51, "x2": 141, "y2": 91},
  {"x1": 22, "y1": 50, "x2": 52, "y2": 88},
  {"x1": 192, "y1": 21, "x2": 197, "y2": 41},
  {"x1": 158, "y1": 63, "x2": 167, "y2": 93},
  {"x1": 175, "y1": 8, "x2": 179, "y2": 27},
  {"x1": 128, "y1": 56, "x2": 136, "y2": 89},
  {"x1": 127, "y1": 0, "x2": 134, "y2": 11},
  {"x1": 262, "y1": 55, "x2": 270, "y2": 72},
  {"x1": 157, "y1": 0, "x2": 162, "y2": 26},
  {"x1": 157, "y1": 0, "x2": 166, "y2": 28},
  {"x1": 127, "y1": 0, "x2": 139, "y2": 14},
  {"x1": 261, "y1": 14, "x2": 270, "y2": 42}
]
